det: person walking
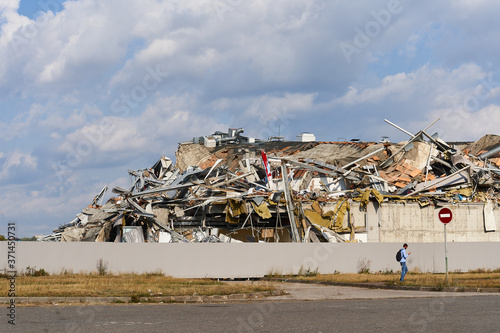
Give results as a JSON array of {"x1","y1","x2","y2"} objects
[{"x1": 400, "y1": 243, "x2": 411, "y2": 282}]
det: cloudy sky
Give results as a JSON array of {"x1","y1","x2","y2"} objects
[{"x1": 1, "y1": 0, "x2": 500, "y2": 236}]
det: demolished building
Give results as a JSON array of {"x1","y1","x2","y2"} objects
[{"x1": 38, "y1": 121, "x2": 500, "y2": 243}]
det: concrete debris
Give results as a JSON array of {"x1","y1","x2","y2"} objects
[{"x1": 38, "y1": 121, "x2": 500, "y2": 243}]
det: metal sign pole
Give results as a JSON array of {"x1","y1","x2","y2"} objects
[
  {"x1": 439, "y1": 207, "x2": 452, "y2": 283},
  {"x1": 444, "y1": 223, "x2": 448, "y2": 282}
]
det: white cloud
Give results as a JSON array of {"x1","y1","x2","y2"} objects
[
  {"x1": 0, "y1": 0, "x2": 31, "y2": 46},
  {"x1": 0, "y1": 179, "x2": 109, "y2": 235},
  {"x1": 50, "y1": 132, "x2": 61, "y2": 139},
  {"x1": 136, "y1": 39, "x2": 178, "y2": 64},
  {"x1": 246, "y1": 93, "x2": 315, "y2": 115},
  {"x1": 422, "y1": 104, "x2": 500, "y2": 141},
  {"x1": 330, "y1": 62, "x2": 500, "y2": 141},
  {"x1": 398, "y1": 33, "x2": 420, "y2": 58},
  {"x1": 55, "y1": 93, "x2": 225, "y2": 170},
  {"x1": 0, "y1": 102, "x2": 98, "y2": 141},
  {"x1": 0, "y1": 149, "x2": 37, "y2": 180},
  {"x1": 1, "y1": 0, "x2": 500, "y2": 235},
  {"x1": 334, "y1": 63, "x2": 486, "y2": 107}
]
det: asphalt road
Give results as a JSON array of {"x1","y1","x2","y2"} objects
[{"x1": 2, "y1": 295, "x2": 499, "y2": 332}]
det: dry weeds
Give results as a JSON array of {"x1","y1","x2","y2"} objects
[
  {"x1": 0, "y1": 273, "x2": 274, "y2": 297},
  {"x1": 294, "y1": 270, "x2": 500, "y2": 289}
]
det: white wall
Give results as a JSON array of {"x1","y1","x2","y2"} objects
[
  {"x1": 380, "y1": 203, "x2": 500, "y2": 242},
  {"x1": 349, "y1": 202, "x2": 500, "y2": 243},
  {"x1": 1, "y1": 242, "x2": 499, "y2": 278}
]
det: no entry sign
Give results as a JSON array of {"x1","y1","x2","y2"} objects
[
  {"x1": 438, "y1": 208, "x2": 453, "y2": 224},
  {"x1": 439, "y1": 207, "x2": 452, "y2": 280}
]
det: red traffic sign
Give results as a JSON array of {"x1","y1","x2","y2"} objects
[{"x1": 438, "y1": 208, "x2": 453, "y2": 224}]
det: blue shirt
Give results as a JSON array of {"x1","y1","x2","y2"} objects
[{"x1": 400, "y1": 248, "x2": 408, "y2": 263}]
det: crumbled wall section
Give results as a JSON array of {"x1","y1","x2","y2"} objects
[
  {"x1": 378, "y1": 203, "x2": 500, "y2": 243},
  {"x1": 175, "y1": 143, "x2": 215, "y2": 172},
  {"x1": 400, "y1": 141, "x2": 437, "y2": 171},
  {"x1": 465, "y1": 134, "x2": 500, "y2": 156},
  {"x1": 292, "y1": 142, "x2": 383, "y2": 166}
]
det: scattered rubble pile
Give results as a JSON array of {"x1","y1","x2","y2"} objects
[{"x1": 38, "y1": 121, "x2": 500, "y2": 243}]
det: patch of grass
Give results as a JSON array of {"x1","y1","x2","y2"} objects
[
  {"x1": 0, "y1": 273, "x2": 275, "y2": 297},
  {"x1": 411, "y1": 267, "x2": 422, "y2": 274},
  {"x1": 357, "y1": 258, "x2": 371, "y2": 274},
  {"x1": 25, "y1": 266, "x2": 49, "y2": 277},
  {"x1": 129, "y1": 295, "x2": 141, "y2": 303},
  {"x1": 378, "y1": 268, "x2": 394, "y2": 275},
  {"x1": 306, "y1": 268, "x2": 319, "y2": 277},
  {"x1": 96, "y1": 259, "x2": 108, "y2": 276},
  {"x1": 143, "y1": 270, "x2": 164, "y2": 277},
  {"x1": 265, "y1": 268, "x2": 283, "y2": 278},
  {"x1": 293, "y1": 271, "x2": 500, "y2": 289},
  {"x1": 434, "y1": 280, "x2": 446, "y2": 291},
  {"x1": 468, "y1": 268, "x2": 500, "y2": 274},
  {"x1": 297, "y1": 266, "x2": 318, "y2": 277}
]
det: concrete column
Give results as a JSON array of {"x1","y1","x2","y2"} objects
[{"x1": 366, "y1": 201, "x2": 380, "y2": 242}]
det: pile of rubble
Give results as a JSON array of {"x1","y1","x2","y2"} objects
[{"x1": 38, "y1": 120, "x2": 500, "y2": 243}]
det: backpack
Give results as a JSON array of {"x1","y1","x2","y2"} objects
[{"x1": 396, "y1": 249, "x2": 403, "y2": 262}]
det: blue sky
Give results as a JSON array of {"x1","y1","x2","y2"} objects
[
  {"x1": 1, "y1": 0, "x2": 500, "y2": 237},
  {"x1": 17, "y1": 0, "x2": 65, "y2": 18}
]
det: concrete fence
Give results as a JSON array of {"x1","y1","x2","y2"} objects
[{"x1": 1, "y1": 242, "x2": 499, "y2": 278}]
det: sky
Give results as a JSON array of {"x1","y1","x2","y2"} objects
[{"x1": 1, "y1": 0, "x2": 500, "y2": 237}]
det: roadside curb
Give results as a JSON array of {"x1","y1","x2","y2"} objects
[
  {"x1": 264, "y1": 278, "x2": 500, "y2": 293},
  {"x1": 0, "y1": 290, "x2": 285, "y2": 305}
]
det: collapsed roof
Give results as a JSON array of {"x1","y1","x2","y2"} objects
[{"x1": 38, "y1": 120, "x2": 500, "y2": 243}]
